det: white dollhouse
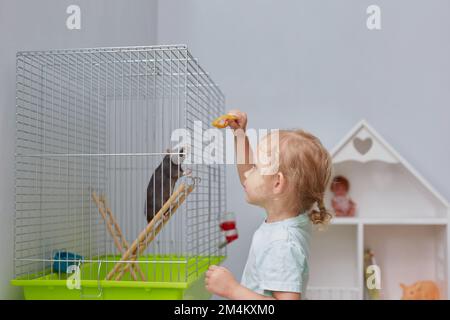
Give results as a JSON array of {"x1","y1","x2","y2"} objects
[{"x1": 306, "y1": 120, "x2": 449, "y2": 300}]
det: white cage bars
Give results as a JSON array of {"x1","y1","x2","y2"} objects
[{"x1": 14, "y1": 45, "x2": 226, "y2": 285}]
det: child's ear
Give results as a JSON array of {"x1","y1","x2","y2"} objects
[{"x1": 273, "y1": 172, "x2": 286, "y2": 194}]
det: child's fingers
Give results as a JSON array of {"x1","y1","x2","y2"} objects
[
  {"x1": 205, "y1": 269, "x2": 214, "y2": 278},
  {"x1": 226, "y1": 110, "x2": 246, "y2": 130},
  {"x1": 227, "y1": 119, "x2": 239, "y2": 129},
  {"x1": 227, "y1": 110, "x2": 242, "y2": 122},
  {"x1": 231, "y1": 111, "x2": 247, "y2": 123}
]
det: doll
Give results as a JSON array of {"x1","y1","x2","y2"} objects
[{"x1": 330, "y1": 175, "x2": 356, "y2": 217}]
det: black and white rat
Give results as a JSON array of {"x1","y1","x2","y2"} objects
[{"x1": 145, "y1": 147, "x2": 187, "y2": 224}]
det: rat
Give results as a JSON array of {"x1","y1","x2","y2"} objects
[{"x1": 145, "y1": 147, "x2": 187, "y2": 224}]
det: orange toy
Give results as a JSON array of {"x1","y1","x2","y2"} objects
[
  {"x1": 212, "y1": 114, "x2": 238, "y2": 128},
  {"x1": 400, "y1": 281, "x2": 440, "y2": 300}
]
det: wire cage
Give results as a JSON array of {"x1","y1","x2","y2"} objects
[{"x1": 12, "y1": 45, "x2": 227, "y2": 300}]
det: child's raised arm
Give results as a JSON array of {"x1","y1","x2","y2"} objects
[{"x1": 226, "y1": 110, "x2": 253, "y2": 187}]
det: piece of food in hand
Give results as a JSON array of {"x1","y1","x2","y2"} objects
[{"x1": 212, "y1": 114, "x2": 238, "y2": 129}]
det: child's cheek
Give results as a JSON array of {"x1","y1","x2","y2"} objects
[
  {"x1": 244, "y1": 180, "x2": 257, "y2": 202},
  {"x1": 251, "y1": 182, "x2": 265, "y2": 200}
]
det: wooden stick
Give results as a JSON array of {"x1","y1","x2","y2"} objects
[
  {"x1": 138, "y1": 184, "x2": 194, "y2": 255},
  {"x1": 113, "y1": 185, "x2": 194, "y2": 281},
  {"x1": 112, "y1": 184, "x2": 194, "y2": 281},
  {"x1": 92, "y1": 192, "x2": 138, "y2": 281},
  {"x1": 92, "y1": 191, "x2": 144, "y2": 281},
  {"x1": 121, "y1": 184, "x2": 195, "y2": 280},
  {"x1": 100, "y1": 196, "x2": 147, "y2": 281},
  {"x1": 93, "y1": 192, "x2": 124, "y2": 252},
  {"x1": 106, "y1": 183, "x2": 187, "y2": 280}
]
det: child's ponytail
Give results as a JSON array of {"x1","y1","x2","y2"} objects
[{"x1": 308, "y1": 196, "x2": 332, "y2": 226}]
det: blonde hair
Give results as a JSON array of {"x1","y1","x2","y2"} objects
[{"x1": 266, "y1": 129, "x2": 333, "y2": 225}]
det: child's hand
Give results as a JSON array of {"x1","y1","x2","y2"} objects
[
  {"x1": 205, "y1": 265, "x2": 239, "y2": 298},
  {"x1": 227, "y1": 109, "x2": 247, "y2": 133}
]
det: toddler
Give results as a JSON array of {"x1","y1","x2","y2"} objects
[{"x1": 205, "y1": 110, "x2": 332, "y2": 300}]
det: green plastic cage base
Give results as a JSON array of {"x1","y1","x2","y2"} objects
[{"x1": 11, "y1": 254, "x2": 225, "y2": 300}]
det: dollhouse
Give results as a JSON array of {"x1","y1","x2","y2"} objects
[{"x1": 307, "y1": 120, "x2": 449, "y2": 300}]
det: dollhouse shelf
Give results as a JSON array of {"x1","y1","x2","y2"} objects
[
  {"x1": 332, "y1": 217, "x2": 448, "y2": 226},
  {"x1": 309, "y1": 120, "x2": 450, "y2": 300},
  {"x1": 306, "y1": 286, "x2": 360, "y2": 300}
]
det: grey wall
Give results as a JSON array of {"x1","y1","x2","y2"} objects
[
  {"x1": 157, "y1": 0, "x2": 450, "y2": 299},
  {"x1": 0, "y1": 0, "x2": 158, "y2": 299}
]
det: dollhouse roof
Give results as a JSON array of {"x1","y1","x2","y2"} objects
[{"x1": 331, "y1": 119, "x2": 449, "y2": 208}]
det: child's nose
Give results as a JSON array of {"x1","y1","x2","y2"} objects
[{"x1": 244, "y1": 169, "x2": 250, "y2": 179}]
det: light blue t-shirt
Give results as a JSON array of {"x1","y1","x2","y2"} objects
[{"x1": 240, "y1": 213, "x2": 311, "y2": 298}]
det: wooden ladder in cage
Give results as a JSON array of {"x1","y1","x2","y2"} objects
[
  {"x1": 106, "y1": 183, "x2": 195, "y2": 281},
  {"x1": 105, "y1": 182, "x2": 195, "y2": 281},
  {"x1": 92, "y1": 192, "x2": 147, "y2": 281}
]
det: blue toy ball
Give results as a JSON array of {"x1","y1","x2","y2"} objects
[{"x1": 52, "y1": 251, "x2": 84, "y2": 273}]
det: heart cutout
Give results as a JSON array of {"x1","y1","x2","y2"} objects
[{"x1": 353, "y1": 137, "x2": 372, "y2": 155}]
